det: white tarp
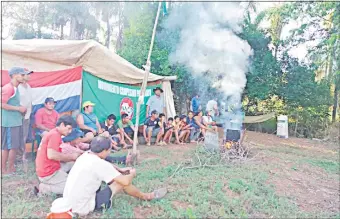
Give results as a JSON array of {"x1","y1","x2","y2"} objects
[{"x1": 2, "y1": 39, "x2": 176, "y2": 84}]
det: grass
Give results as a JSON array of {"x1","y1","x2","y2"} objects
[{"x1": 2, "y1": 135, "x2": 340, "y2": 218}]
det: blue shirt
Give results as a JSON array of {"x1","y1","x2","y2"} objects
[
  {"x1": 82, "y1": 112, "x2": 98, "y2": 131},
  {"x1": 191, "y1": 97, "x2": 200, "y2": 113}
]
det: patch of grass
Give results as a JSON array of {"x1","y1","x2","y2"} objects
[{"x1": 304, "y1": 159, "x2": 340, "y2": 174}]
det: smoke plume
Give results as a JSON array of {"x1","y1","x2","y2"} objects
[{"x1": 163, "y1": 2, "x2": 253, "y2": 106}]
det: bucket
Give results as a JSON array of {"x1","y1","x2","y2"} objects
[{"x1": 277, "y1": 115, "x2": 288, "y2": 138}]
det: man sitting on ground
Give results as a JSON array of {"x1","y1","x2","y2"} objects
[
  {"x1": 35, "y1": 115, "x2": 79, "y2": 195},
  {"x1": 35, "y1": 97, "x2": 59, "y2": 137},
  {"x1": 77, "y1": 101, "x2": 109, "y2": 142},
  {"x1": 100, "y1": 114, "x2": 125, "y2": 150},
  {"x1": 143, "y1": 110, "x2": 163, "y2": 146},
  {"x1": 56, "y1": 136, "x2": 167, "y2": 216},
  {"x1": 117, "y1": 113, "x2": 136, "y2": 145}
]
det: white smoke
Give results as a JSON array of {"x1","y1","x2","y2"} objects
[{"x1": 164, "y1": 2, "x2": 253, "y2": 105}]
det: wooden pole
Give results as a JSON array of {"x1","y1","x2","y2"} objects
[{"x1": 132, "y1": 2, "x2": 162, "y2": 160}]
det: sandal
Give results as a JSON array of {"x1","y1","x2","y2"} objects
[{"x1": 152, "y1": 188, "x2": 167, "y2": 200}]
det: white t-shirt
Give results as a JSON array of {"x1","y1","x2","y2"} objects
[
  {"x1": 203, "y1": 116, "x2": 213, "y2": 125},
  {"x1": 206, "y1": 100, "x2": 218, "y2": 114},
  {"x1": 63, "y1": 152, "x2": 121, "y2": 216},
  {"x1": 18, "y1": 83, "x2": 32, "y2": 120}
]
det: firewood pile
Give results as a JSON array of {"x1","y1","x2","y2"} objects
[{"x1": 202, "y1": 128, "x2": 250, "y2": 162}]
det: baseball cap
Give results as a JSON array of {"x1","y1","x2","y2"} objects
[
  {"x1": 62, "y1": 128, "x2": 84, "y2": 143},
  {"x1": 151, "y1": 110, "x2": 158, "y2": 115},
  {"x1": 45, "y1": 97, "x2": 56, "y2": 104},
  {"x1": 8, "y1": 67, "x2": 33, "y2": 76},
  {"x1": 82, "y1": 101, "x2": 95, "y2": 108}
]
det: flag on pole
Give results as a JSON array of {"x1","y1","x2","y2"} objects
[{"x1": 162, "y1": 1, "x2": 169, "y2": 16}]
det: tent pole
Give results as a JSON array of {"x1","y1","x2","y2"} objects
[{"x1": 132, "y1": 2, "x2": 162, "y2": 160}]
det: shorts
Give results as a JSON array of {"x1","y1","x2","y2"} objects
[
  {"x1": 147, "y1": 127, "x2": 161, "y2": 137},
  {"x1": 112, "y1": 135, "x2": 120, "y2": 143},
  {"x1": 1, "y1": 126, "x2": 24, "y2": 150},
  {"x1": 123, "y1": 127, "x2": 134, "y2": 136},
  {"x1": 38, "y1": 169, "x2": 68, "y2": 195},
  {"x1": 95, "y1": 183, "x2": 121, "y2": 211},
  {"x1": 164, "y1": 127, "x2": 173, "y2": 134},
  {"x1": 81, "y1": 129, "x2": 97, "y2": 136}
]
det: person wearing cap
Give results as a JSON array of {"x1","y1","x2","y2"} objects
[
  {"x1": 143, "y1": 110, "x2": 163, "y2": 146},
  {"x1": 146, "y1": 87, "x2": 166, "y2": 118},
  {"x1": 77, "y1": 101, "x2": 109, "y2": 143},
  {"x1": 1, "y1": 67, "x2": 31, "y2": 174},
  {"x1": 60, "y1": 136, "x2": 167, "y2": 216},
  {"x1": 18, "y1": 69, "x2": 33, "y2": 171},
  {"x1": 35, "y1": 97, "x2": 60, "y2": 137},
  {"x1": 35, "y1": 115, "x2": 79, "y2": 195}
]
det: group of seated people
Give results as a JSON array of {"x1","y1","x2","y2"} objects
[
  {"x1": 32, "y1": 98, "x2": 219, "y2": 216},
  {"x1": 143, "y1": 110, "x2": 218, "y2": 146},
  {"x1": 36, "y1": 98, "x2": 218, "y2": 151}
]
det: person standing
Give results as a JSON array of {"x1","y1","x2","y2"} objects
[
  {"x1": 146, "y1": 87, "x2": 166, "y2": 118},
  {"x1": 206, "y1": 97, "x2": 219, "y2": 119},
  {"x1": 18, "y1": 71, "x2": 33, "y2": 172},
  {"x1": 191, "y1": 94, "x2": 201, "y2": 113},
  {"x1": 1, "y1": 67, "x2": 31, "y2": 174}
]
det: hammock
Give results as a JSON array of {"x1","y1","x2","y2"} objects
[{"x1": 243, "y1": 112, "x2": 276, "y2": 124}]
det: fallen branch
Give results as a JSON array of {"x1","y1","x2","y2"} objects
[{"x1": 169, "y1": 162, "x2": 183, "y2": 179}]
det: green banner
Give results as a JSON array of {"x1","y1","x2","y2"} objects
[{"x1": 82, "y1": 71, "x2": 161, "y2": 124}]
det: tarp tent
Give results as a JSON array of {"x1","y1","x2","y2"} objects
[
  {"x1": 2, "y1": 39, "x2": 176, "y2": 119},
  {"x1": 1, "y1": 39, "x2": 177, "y2": 144}
]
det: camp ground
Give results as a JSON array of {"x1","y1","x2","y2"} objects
[{"x1": 1, "y1": 1, "x2": 339, "y2": 218}]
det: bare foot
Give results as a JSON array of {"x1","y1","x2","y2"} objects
[{"x1": 146, "y1": 142, "x2": 151, "y2": 146}]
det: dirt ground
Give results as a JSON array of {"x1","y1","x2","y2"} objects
[{"x1": 1, "y1": 131, "x2": 339, "y2": 218}]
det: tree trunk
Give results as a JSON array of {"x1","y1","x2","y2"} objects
[
  {"x1": 332, "y1": 83, "x2": 338, "y2": 122},
  {"x1": 116, "y1": 7, "x2": 123, "y2": 50},
  {"x1": 60, "y1": 25, "x2": 64, "y2": 40},
  {"x1": 294, "y1": 118, "x2": 298, "y2": 137},
  {"x1": 69, "y1": 17, "x2": 77, "y2": 40},
  {"x1": 105, "y1": 14, "x2": 111, "y2": 48}
]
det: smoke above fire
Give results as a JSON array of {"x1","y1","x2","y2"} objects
[{"x1": 163, "y1": 2, "x2": 253, "y2": 106}]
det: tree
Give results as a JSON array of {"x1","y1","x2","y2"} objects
[{"x1": 93, "y1": 2, "x2": 120, "y2": 48}]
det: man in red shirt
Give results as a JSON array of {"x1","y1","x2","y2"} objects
[
  {"x1": 35, "y1": 97, "x2": 60, "y2": 137},
  {"x1": 35, "y1": 115, "x2": 79, "y2": 195}
]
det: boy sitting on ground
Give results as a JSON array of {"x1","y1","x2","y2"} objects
[
  {"x1": 179, "y1": 115, "x2": 191, "y2": 143},
  {"x1": 54, "y1": 136, "x2": 167, "y2": 216},
  {"x1": 143, "y1": 110, "x2": 163, "y2": 146},
  {"x1": 100, "y1": 114, "x2": 127, "y2": 150},
  {"x1": 117, "y1": 113, "x2": 137, "y2": 145},
  {"x1": 163, "y1": 117, "x2": 174, "y2": 144},
  {"x1": 202, "y1": 111, "x2": 218, "y2": 131},
  {"x1": 157, "y1": 113, "x2": 168, "y2": 145}
]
